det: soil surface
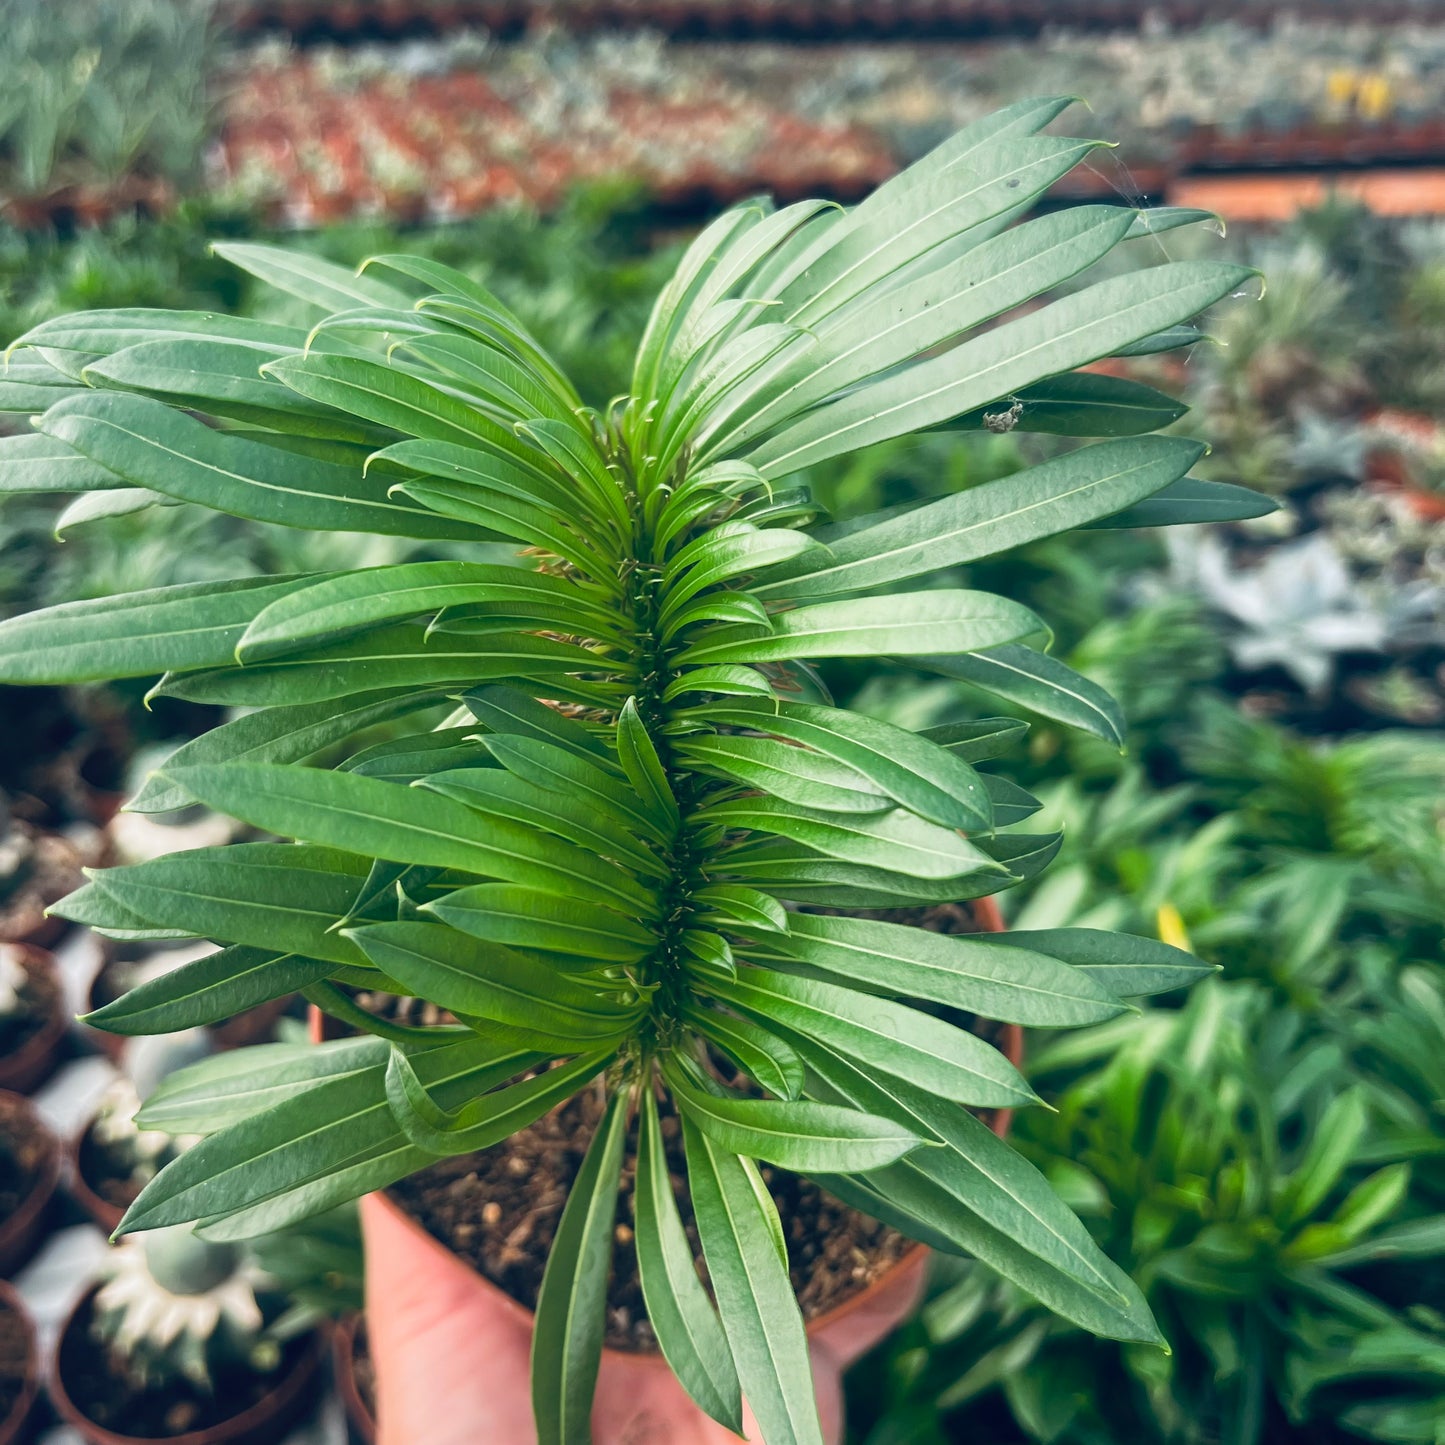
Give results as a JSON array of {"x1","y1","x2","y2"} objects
[
  {"x1": 0, "y1": 824, "x2": 85, "y2": 945},
  {"x1": 388, "y1": 1083, "x2": 915, "y2": 1351},
  {"x1": 0, "y1": 1094, "x2": 48, "y2": 1221},
  {"x1": 57, "y1": 1293, "x2": 308, "y2": 1439},
  {"x1": 383, "y1": 901, "x2": 992, "y2": 1352},
  {"x1": 0, "y1": 1295, "x2": 32, "y2": 1431},
  {"x1": 0, "y1": 946, "x2": 62, "y2": 1058}
]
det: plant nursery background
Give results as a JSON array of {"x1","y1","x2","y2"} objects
[{"x1": 1, "y1": 2, "x2": 1442, "y2": 1442}]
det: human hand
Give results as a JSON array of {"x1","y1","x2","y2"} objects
[{"x1": 361, "y1": 1192, "x2": 925, "y2": 1444}]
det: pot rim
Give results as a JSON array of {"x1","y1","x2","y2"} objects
[
  {"x1": 0, "y1": 1090, "x2": 62, "y2": 1266},
  {"x1": 0, "y1": 1279, "x2": 40, "y2": 1445},
  {"x1": 66, "y1": 1115, "x2": 124, "y2": 1237},
  {"x1": 0, "y1": 945, "x2": 70, "y2": 1094},
  {"x1": 47, "y1": 1285, "x2": 324, "y2": 1445},
  {"x1": 330, "y1": 1314, "x2": 376, "y2": 1445}
]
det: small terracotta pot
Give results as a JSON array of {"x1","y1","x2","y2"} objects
[
  {"x1": 0, "y1": 1280, "x2": 40, "y2": 1445},
  {"x1": 331, "y1": 1315, "x2": 374, "y2": 1445},
  {"x1": 328, "y1": 894, "x2": 1023, "y2": 1440},
  {"x1": 0, "y1": 1093, "x2": 61, "y2": 1278},
  {"x1": 0, "y1": 947, "x2": 69, "y2": 1095},
  {"x1": 48, "y1": 1288, "x2": 325, "y2": 1445}
]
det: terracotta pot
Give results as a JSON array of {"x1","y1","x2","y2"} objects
[
  {"x1": 0, "y1": 947, "x2": 69, "y2": 1095},
  {"x1": 48, "y1": 1288, "x2": 324, "y2": 1445},
  {"x1": 0, "y1": 1093, "x2": 61, "y2": 1278},
  {"x1": 0, "y1": 1281, "x2": 39, "y2": 1445},
  {"x1": 66, "y1": 1118, "x2": 124, "y2": 1238},
  {"x1": 327, "y1": 895, "x2": 1023, "y2": 1440},
  {"x1": 331, "y1": 1315, "x2": 374, "y2": 1445}
]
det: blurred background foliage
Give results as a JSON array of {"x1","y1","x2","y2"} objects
[{"x1": 1, "y1": 4, "x2": 1443, "y2": 1442}]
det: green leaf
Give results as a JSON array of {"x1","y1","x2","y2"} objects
[
  {"x1": 1113, "y1": 324, "x2": 1204, "y2": 357},
  {"x1": 982, "y1": 928, "x2": 1216, "y2": 999},
  {"x1": 681, "y1": 700, "x2": 992, "y2": 832},
  {"x1": 82, "y1": 337, "x2": 389, "y2": 445},
  {"x1": 1080, "y1": 477, "x2": 1278, "y2": 529},
  {"x1": 462, "y1": 685, "x2": 617, "y2": 768},
  {"x1": 168, "y1": 762, "x2": 652, "y2": 913},
  {"x1": 212, "y1": 242, "x2": 409, "y2": 311},
  {"x1": 122, "y1": 1031, "x2": 541, "y2": 1236},
  {"x1": 423, "y1": 883, "x2": 655, "y2": 965},
  {"x1": 690, "y1": 884, "x2": 790, "y2": 936},
  {"x1": 482, "y1": 735, "x2": 668, "y2": 845},
  {"x1": 801, "y1": 1041, "x2": 1163, "y2": 1344},
  {"x1": 616, "y1": 698, "x2": 680, "y2": 830},
  {"x1": 383, "y1": 1047, "x2": 608, "y2": 1154},
  {"x1": 265, "y1": 352, "x2": 540, "y2": 469},
  {"x1": 54, "y1": 487, "x2": 174, "y2": 534},
  {"x1": 919, "y1": 717, "x2": 1028, "y2": 764},
  {"x1": 662, "y1": 666, "x2": 775, "y2": 702},
  {"x1": 39, "y1": 392, "x2": 478, "y2": 538},
  {"x1": 677, "y1": 734, "x2": 888, "y2": 814},
  {"x1": 0, "y1": 431, "x2": 125, "y2": 494},
  {"x1": 128, "y1": 690, "x2": 435, "y2": 814},
  {"x1": 745, "y1": 260, "x2": 1253, "y2": 477},
  {"x1": 940, "y1": 373, "x2": 1188, "y2": 439},
  {"x1": 15, "y1": 309, "x2": 301, "y2": 370},
  {"x1": 757, "y1": 912, "x2": 1128, "y2": 1027},
  {"x1": 80, "y1": 946, "x2": 332, "y2": 1036},
  {"x1": 156, "y1": 624, "x2": 606, "y2": 708},
  {"x1": 75, "y1": 845, "x2": 371, "y2": 965},
  {"x1": 341, "y1": 730, "x2": 489, "y2": 784},
  {"x1": 705, "y1": 965, "x2": 1035, "y2": 1109},
  {"x1": 532, "y1": 1089, "x2": 628, "y2": 1445},
  {"x1": 0, "y1": 574, "x2": 335, "y2": 685},
  {"x1": 702, "y1": 796, "x2": 1004, "y2": 881},
  {"x1": 348, "y1": 920, "x2": 642, "y2": 1045},
  {"x1": 237, "y1": 562, "x2": 610, "y2": 662},
  {"x1": 634, "y1": 1091, "x2": 743, "y2": 1433},
  {"x1": 138, "y1": 1036, "x2": 392, "y2": 1134},
  {"x1": 664, "y1": 1055, "x2": 922, "y2": 1172},
  {"x1": 421, "y1": 768, "x2": 666, "y2": 881},
  {"x1": 0, "y1": 355, "x2": 85, "y2": 414},
  {"x1": 1127, "y1": 207, "x2": 1219, "y2": 240},
  {"x1": 675, "y1": 590, "x2": 1041, "y2": 665},
  {"x1": 686, "y1": 1005, "x2": 805, "y2": 1099},
  {"x1": 683, "y1": 1118, "x2": 825, "y2": 1445},
  {"x1": 918, "y1": 646, "x2": 1125, "y2": 747},
  {"x1": 758, "y1": 437, "x2": 1203, "y2": 600}
]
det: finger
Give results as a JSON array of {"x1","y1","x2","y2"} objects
[{"x1": 362, "y1": 1193, "x2": 538, "y2": 1445}]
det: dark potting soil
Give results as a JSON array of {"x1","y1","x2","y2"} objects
[
  {"x1": 0, "y1": 1296, "x2": 32, "y2": 1428},
  {"x1": 58, "y1": 1293, "x2": 308, "y2": 1439},
  {"x1": 0, "y1": 1094, "x2": 47, "y2": 1220},
  {"x1": 0, "y1": 947, "x2": 61, "y2": 1057},
  {"x1": 388, "y1": 1084, "x2": 914, "y2": 1353}
]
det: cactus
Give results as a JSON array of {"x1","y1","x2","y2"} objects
[{"x1": 92, "y1": 1225, "x2": 281, "y2": 1393}]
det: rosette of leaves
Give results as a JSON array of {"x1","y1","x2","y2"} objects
[{"x1": 0, "y1": 99, "x2": 1271, "y2": 1444}]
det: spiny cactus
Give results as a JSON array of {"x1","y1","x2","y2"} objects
[{"x1": 92, "y1": 1224, "x2": 280, "y2": 1393}]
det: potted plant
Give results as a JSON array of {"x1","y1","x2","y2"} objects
[
  {"x1": 0, "y1": 1281, "x2": 39, "y2": 1445},
  {"x1": 0, "y1": 1091, "x2": 61, "y2": 1278},
  {"x1": 0, "y1": 945, "x2": 69, "y2": 1095},
  {"x1": 0, "y1": 98, "x2": 1269, "y2": 1443},
  {"x1": 48, "y1": 1224, "x2": 325, "y2": 1445}
]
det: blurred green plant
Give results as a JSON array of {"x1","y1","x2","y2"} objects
[
  {"x1": 0, "y1": 0, "x2": 218, "y2": 203},
  {"x1": 853, "y1": 978, "x2": 1445, "y2": 1445}
]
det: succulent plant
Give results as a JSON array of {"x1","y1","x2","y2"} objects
[{"x1": 92, "y1": 1224, "x2": 280, "y2": 1393}]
